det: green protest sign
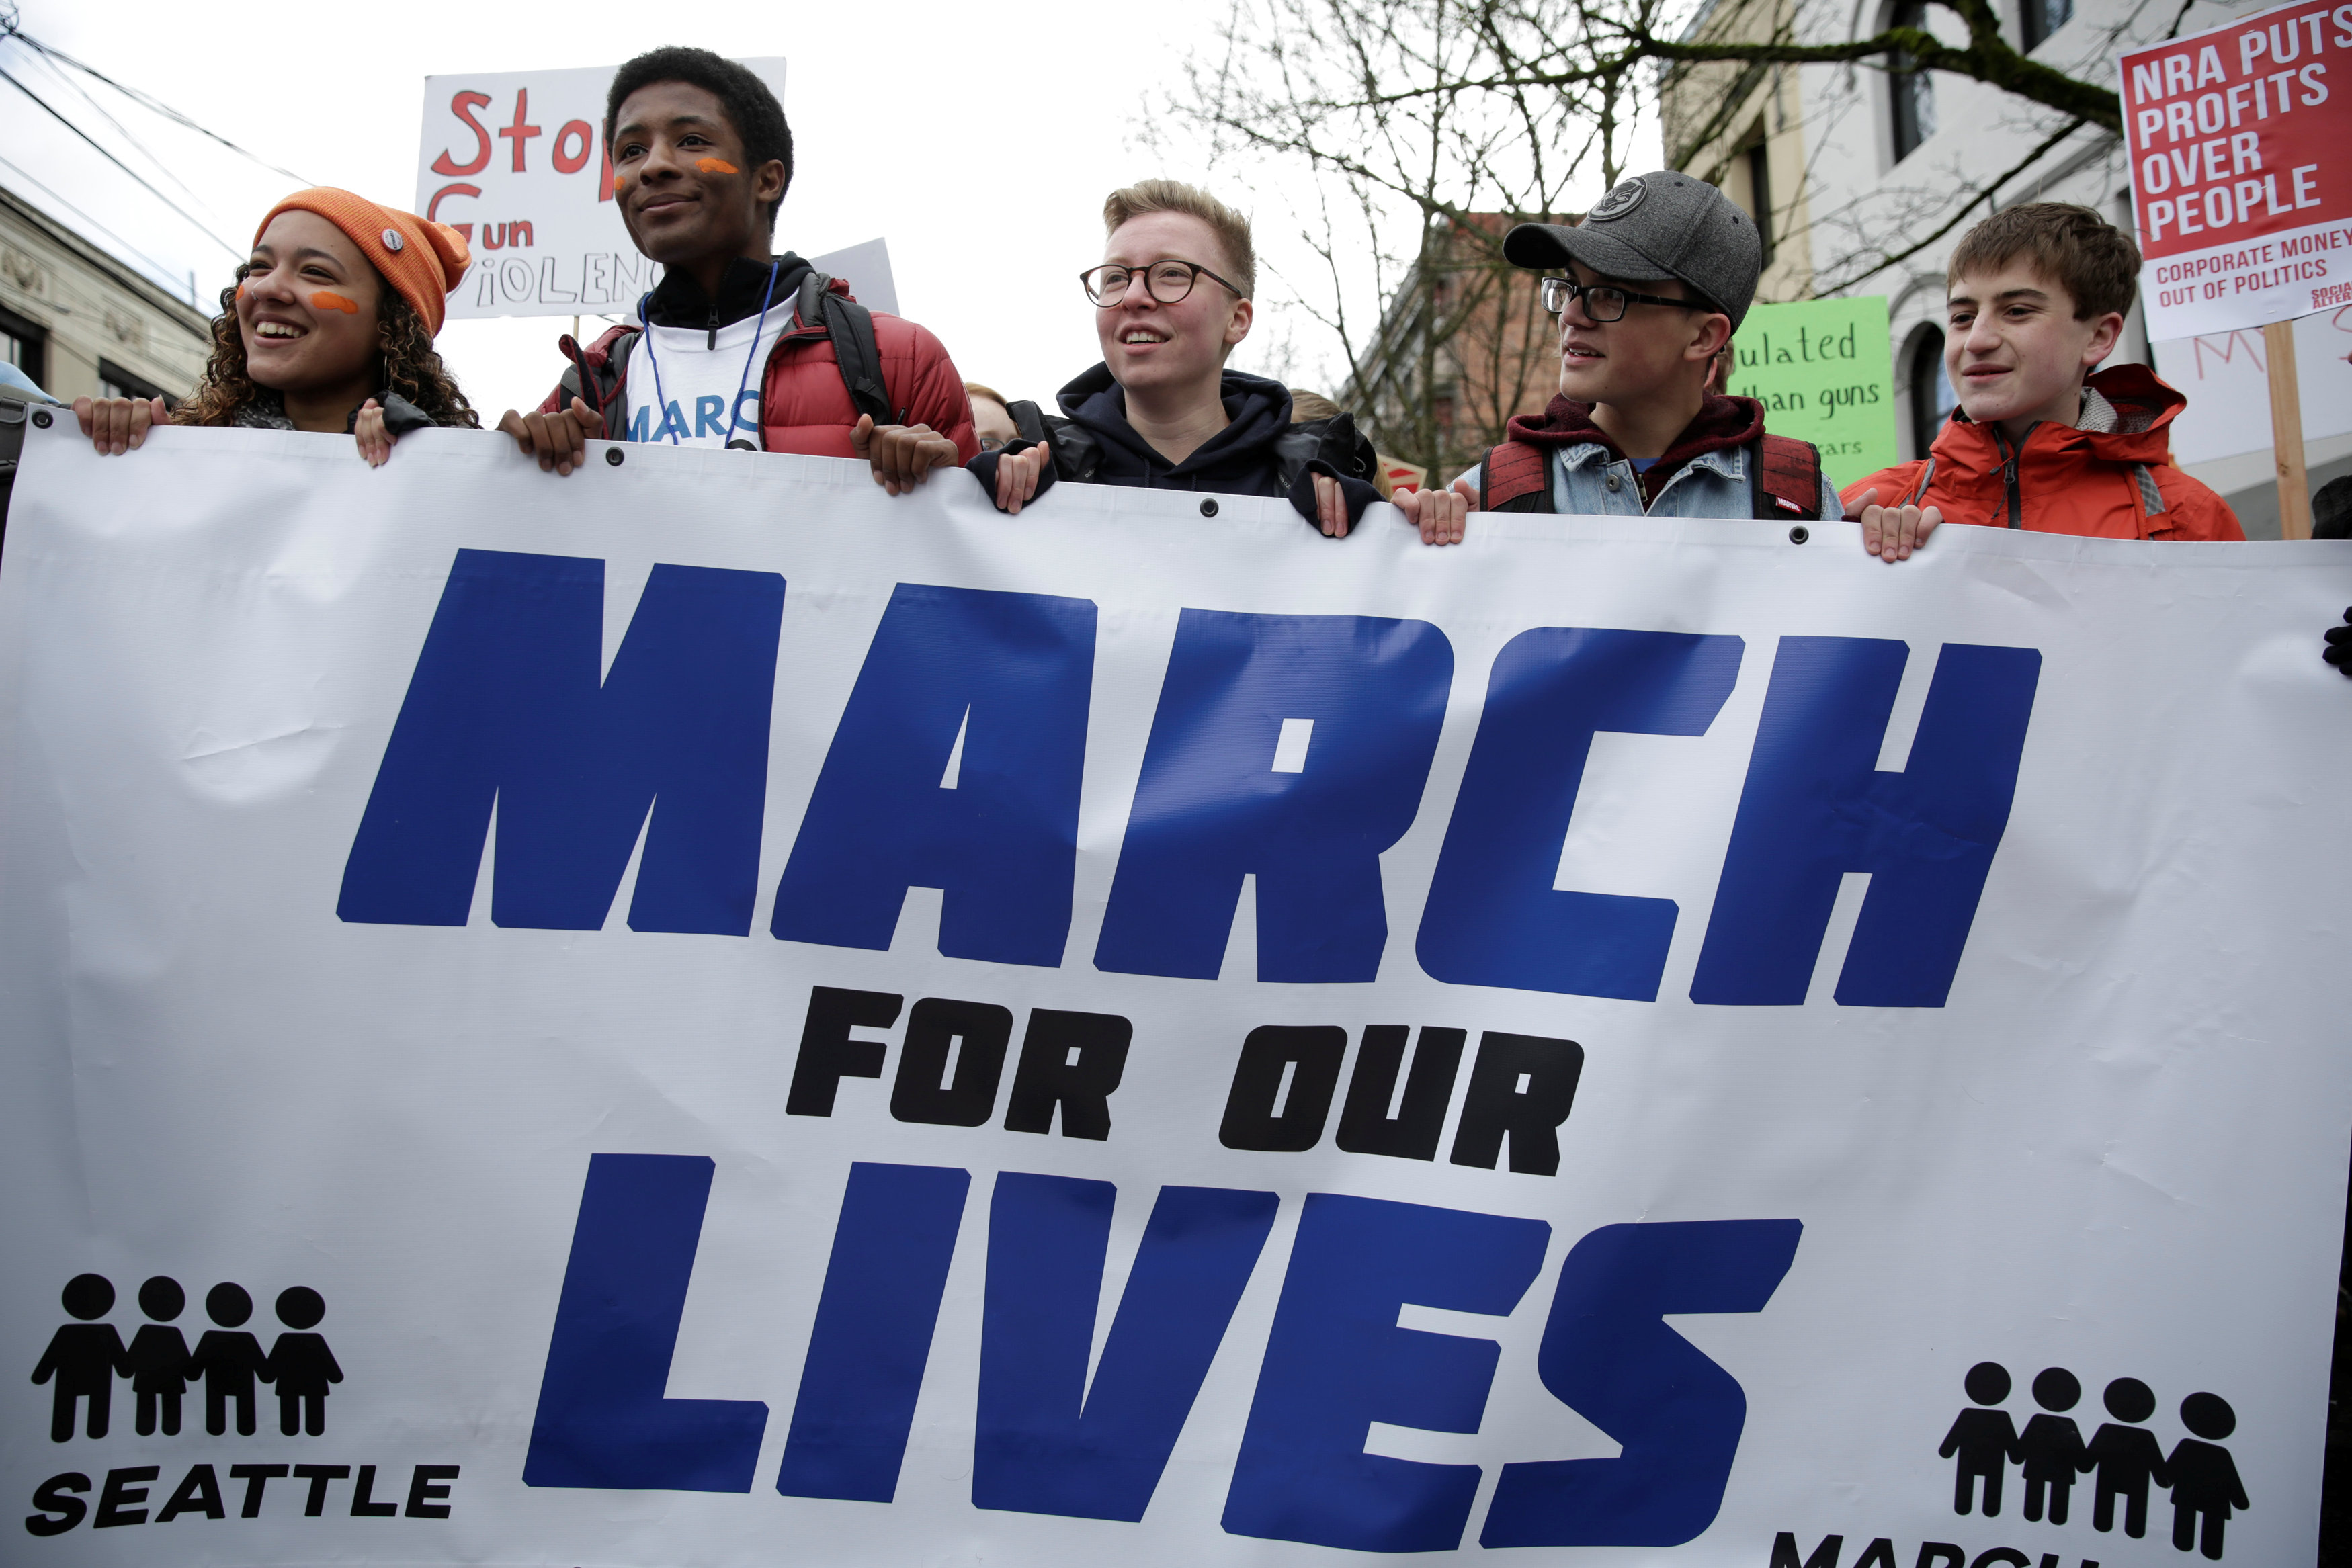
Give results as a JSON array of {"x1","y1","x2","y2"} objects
[{"x1": 1725, "y1": 296, "x2": 1900, "y2": 490}]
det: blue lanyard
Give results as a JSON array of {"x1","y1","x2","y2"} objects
[{"x1": 636, "y1": 259, "x2": 781, "y2": 447}]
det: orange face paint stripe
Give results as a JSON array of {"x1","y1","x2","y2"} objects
[
  {"x1": 310, "y1": 291, "x2": 360, "y2": 315},
  {"x1": 696, "y1": 158, "x2": 739, "y2": 174}
]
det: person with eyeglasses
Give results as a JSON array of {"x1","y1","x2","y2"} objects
[
  {"x1": 967, "y1": 383, "x2": 1023, "y2": 453},
  {"x1": 967, "y1": 180, "x2": 1467, "y2": 543},
  {"x1": 1454, "y1": 171, "x2": 1840, "y2": 525}
]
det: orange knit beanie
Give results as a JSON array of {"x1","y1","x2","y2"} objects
[{"x1": 253, "y1": 189, "x2": 470, "y2": 336}]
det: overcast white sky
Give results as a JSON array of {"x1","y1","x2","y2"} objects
[{"x1": 3, "y1": 0, "x2": 1652, "y2": 417}]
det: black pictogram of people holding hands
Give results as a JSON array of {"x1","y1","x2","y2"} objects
[
  {"x1": 1941, "y1": 1359, "x2": 2250, "y2": 1560},
  {"x1": 31, "y1": 1274, "x2": 343, "y2": 1442}
]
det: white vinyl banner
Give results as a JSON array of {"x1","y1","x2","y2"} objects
[{"x1": 2, "y1": 423, "x2": 2349, "y2": 1568}]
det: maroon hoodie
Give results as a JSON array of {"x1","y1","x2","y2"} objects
[{"x1": 1505, "y1": 394, "x2": 1767, "y2": 508}]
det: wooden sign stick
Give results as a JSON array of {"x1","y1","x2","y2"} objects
[{"x1": 2265, "y1": 320, "x2": 2312, "y2": 540}]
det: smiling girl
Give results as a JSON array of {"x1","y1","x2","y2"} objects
[{"x1": 74, "y1": 189, "x2": 474, "y2": 465}]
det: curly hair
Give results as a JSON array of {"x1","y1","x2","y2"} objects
[{"x1": 177, "y1": 263, "x2": 479, "y2": 430}]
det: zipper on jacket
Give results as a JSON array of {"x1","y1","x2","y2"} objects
[
  {"x1": 1995, "y1": 423, "x2": 2036, "y2": 529},
  {"x1": 706, "y1": 304, "x2": 719, "y2": 351}
]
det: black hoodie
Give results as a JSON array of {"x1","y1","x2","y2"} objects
[
  {"x1": 968, "y1": 363, "x2": 1380, "y2": 532},
  {"x1": 640, "y1": 253, "x2": 813, "y2": 341}
]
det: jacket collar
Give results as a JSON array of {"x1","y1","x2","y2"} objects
[
  {"x1": 1929, "y1": 362, "x2": 2186, "y2": 464},
  {"x1": 1509, "y1": 393, "x2": 1765, "y2": 505},
  {"x1": 640, "y1": 253, "x2": 814, "y2": 331},
  {"x1": 1056, "y1": 362, "x2": 1295, "y2": 477}
]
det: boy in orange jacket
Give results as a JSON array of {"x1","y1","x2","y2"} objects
[{"x1": 1843, "y1": 203, "x2": 2241, "y2": 560}]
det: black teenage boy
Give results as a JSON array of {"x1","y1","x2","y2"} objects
[{"x1": 499, "y1": 48, "x2": 974, "y2": 486}]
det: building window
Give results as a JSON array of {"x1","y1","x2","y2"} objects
[
  {"x1": 2019, "y1": 0, "x2": 2072, "y2": 52},
  {"x1": 99, "y1": 360, "x2": 171, "y2": 408},
  {"x1": 1910, "y1": 327, "x2": 1956, "y2": 457},
  {"x1": 0, "y1": 306, "x2": 45, "y2": 390},
  {"x1": 1890, "y1": 0, "x2": 1937, "y2": 162},
  {"x1": 1745, "y1": 141, "x2": 1776, "y2": 267}
]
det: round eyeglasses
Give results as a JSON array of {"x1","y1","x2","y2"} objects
[
  {"x1": 1081, "y1": 259, "x2": 1247, "y2": 308},
  {"x1": 1541, "y1": 274, "x2": 1712, "y2": 323}
]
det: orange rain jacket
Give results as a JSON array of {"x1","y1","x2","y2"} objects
[{"x1": 1839, "y1": 363, "x2": 2242, "y2": 541}]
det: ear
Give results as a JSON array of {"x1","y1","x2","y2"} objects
[
  {"x1": 753, "y1": 159, "x2": 788, "y2": 217},
  {"x1": 1224, "y1": 295, "x2": 1254, "y2": 350},
  {"x1": 2081, "y1": 308, "x2": 2126, "y2": 368},
  {"x1": 1688, "y1": 311, "x2": 1734, "y2": 361}
]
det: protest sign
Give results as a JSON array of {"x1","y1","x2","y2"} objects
[
  {"x1": 412, "y1": 62, "x2": 899, "y2": 321},
  {"x1": 2, "y1": 425, "x2": 2349, "y2": 1567},
  {"x1": 2122, "y1": 0, "x2": 2352, "y2": 341},
  {"x1": 2153, "y1": 304, "x2": 2352, "y2": 462},
  {"x1": 1722, "y1": 297, "x2": 1898, "y2": 489}
]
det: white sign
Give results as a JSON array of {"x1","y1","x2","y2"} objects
[
  {"x1": 2154, "y1": 304, "x2": 2352, "y2": 463},
  {"x1": 3, "y1": 425, "x2": 2349, "y2": 1567},
  {"x1": 414, "y1": 61, "x2": 900, "y2": 321}
]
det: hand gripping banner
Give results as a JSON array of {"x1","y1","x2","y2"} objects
[{"x1": 2, "y1": 423, "x2": 2348, "y2": 1567}]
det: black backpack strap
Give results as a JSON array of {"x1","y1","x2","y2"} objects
[
  {"x1": 1007, "y1": 400, "x2": 1053, "y2": 445},
  {"x1": 558, "y1": 329, "x2": 638, "y2": 440},
  {"x1": 1042, "y1": 415, "x2": 1097, "y2": 480},
  {"x1": 799, "y1": 271, "x2": 896, "y2": 426},
  {"x1": 1271, "y1": 425, "x2": 1322, "y2": 493}
]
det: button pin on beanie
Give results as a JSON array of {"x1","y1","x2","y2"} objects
[{"x1": 381, "y1": 228, "x2": 405, "y2": 253}]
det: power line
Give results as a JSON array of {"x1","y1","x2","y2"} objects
[
  {"x1": 0, "y1": 150, "x2": 198, "y2": 298},
  {"x1": 0, "y1": 14, "x2": 310, "y2": 188},
  {"x1": 0, "y1": 62, "x2": 241, "y2": 259},
  {"x1": 24, "y1": 44, "x2": 223, "y2": 228}
]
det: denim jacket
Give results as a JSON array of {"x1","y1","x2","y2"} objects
[{"x1": 1468, "y1": 441, "x2": 1847, "y2": 521}]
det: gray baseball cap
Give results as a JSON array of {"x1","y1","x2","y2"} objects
[{"x1": 1505, "y1": 171, "x2": 1763, "y2": 330}]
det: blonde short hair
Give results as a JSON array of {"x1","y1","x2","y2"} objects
[
  {"x1": 964, "y1": 382, "x2": 1009, "y2": 409},
  {"x1": 1103, "y1": 179, "x2": 1257, "y2": 300}
]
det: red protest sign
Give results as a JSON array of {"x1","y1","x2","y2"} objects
[{"x1": 2121, "y1": 0, "x2": 2352, "y2": 339}]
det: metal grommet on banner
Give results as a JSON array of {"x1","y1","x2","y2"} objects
[
  {"x1": 1200, "y1": 498, "x2": 1218, "y2": 517},
  {"x1": 31, "y1": 409, "x2": 52, "y2": 429},
  {"x1": 1788, "y1": 524, "x2": 1810, "y2": 543},
  {"x1": 605, "y1": 447, "x2": 624, "y2": 467}
]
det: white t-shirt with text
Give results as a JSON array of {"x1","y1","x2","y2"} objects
[{"x1": 624, "y1": 309, "x2": 792, "y2": 449}]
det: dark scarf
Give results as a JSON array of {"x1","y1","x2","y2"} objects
[{"x1": 228, "y1": 387, "x2": 436, "y2": 435}]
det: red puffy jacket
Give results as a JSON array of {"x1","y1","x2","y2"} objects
[
  {"x1": 1839, "y1": 364, "x2": 2240, "y2": 541},
  {"x1": 539, "y1": 273, "x2": 978, "y2": 462}
]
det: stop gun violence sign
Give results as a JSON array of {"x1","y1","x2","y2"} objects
[
  {"x1": 2122, "y1": 0, "x2": 2352, "y2": 340},
  {"x1": 415, "y1": 60, "x2": 786, "y2": 322}
]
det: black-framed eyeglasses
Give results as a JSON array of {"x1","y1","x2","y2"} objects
[
  {"x1": 1081, "y1": 259, "x2": 1247, "y2": 308},
  {"x1": 978, "y1": 435, "x2": 1014, "y2": 453},
  {"x1": 1541, "y1": 274, "x2": 1710, "y2": 322}
]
